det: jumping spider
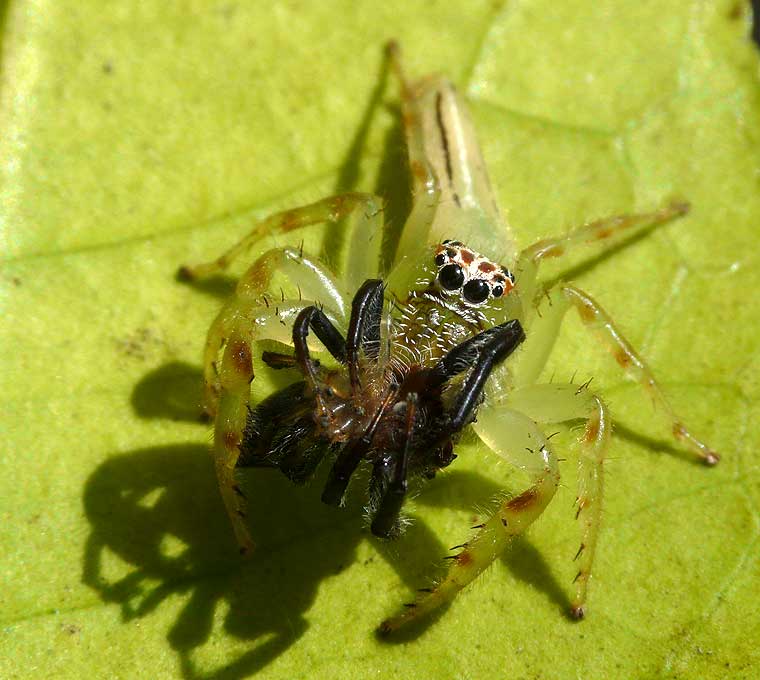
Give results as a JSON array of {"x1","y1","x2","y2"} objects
[{"x1": 179, "y1": 43, "x2": 720, "y2": 634}]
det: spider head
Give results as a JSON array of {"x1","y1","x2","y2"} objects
[{"x1": 433, "y1": 240, "x2": 515, "y2": 307}]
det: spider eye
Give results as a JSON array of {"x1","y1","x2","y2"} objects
[
  {"x1": 439, "y1": 264, "x2": 464, "y2": 290},
  {"x1": 434, "y1": 253, "x2": 446, "y2": 267},
  {"x1": 463, "y1": 279, "x2": 490, "y2": 304},
  {"x1": 492, "y1": 284, "x2": 504, "y2": 298}
]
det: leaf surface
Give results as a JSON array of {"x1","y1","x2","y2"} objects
[{"x1": 1, "y1": 1, "x2": 758, "y2": 678}]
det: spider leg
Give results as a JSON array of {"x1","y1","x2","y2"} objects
[
  {"x1": 437, "y1": 320, "x2": 525, "y2": 432},
  {"x1": 386, "y1": 42, "x2": 515, "y2": 267},
  {"x1": 260, "y1": 350, "x2": 298, "y2": 370},
  {"x1": 370, "y1": 393, "x2": 417, "y2": 538},
  {"x1": 561, "y1": 284, "x2": 719, "y2": 465},
  {"x1": 369, "y1": 321, "x2": 524, "y2": 538},
  {"x1": 321, "y1": 280, "x2": 391, "y2": 506},
  {"x1": 379, "y1": 408, "x2": 559, "y2": 635},
  {"x1": 203, "y1": 249, "x2": 347, "y2": 554},
  {"x1": 346, "y1": 279, "x2": 384, "y2": 388},
  {"x1": 430, "y1": 320, "x2": 524, "y2": 384},
  {"x1": 508, "y1": 283, "x2": 720, "y2": 466},
  {"x1": 500, "y1": 383, "x2": 612, "y2": 619},
  {"x1": 292, "y1": 305, "x2": 347, "y2": 364},
  {"x1": 321, "y1": 389, "x2": 397, "y2": 507},
  {"x1": 200, "y1": 247, "x2": 345, "y2": 416},
  {"x1": 178, "y1": 192, "x2": 384, "y2": 288},
  {"x1": 214, "y1": 317, "x2": 259, "y2": 555},
  {"x1": 212, "y1": 296, "x2": 332, "y2": 554},
  {"x1": 292, "y1": 305, "x2": 348, "y2": 424},
  {"x1": 515, "y1": 202, "x2": 690, "y2": 313}
]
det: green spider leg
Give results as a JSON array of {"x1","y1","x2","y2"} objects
[
  {"x1": 380, "y1": 382, "x2": 612, "y2": 631},
  {"x1": 488, "y1": 382, "x2": 612, "y2": 619},
  {"x1": 181, "y1": 192, "x2": 385, "y2": 411},
  {"x1": 559, "y1": 284, "x2": 719, "y2": 466},
  {"x1": 506, "y1": 197, "x2": 718, "y2": 465},
  {"x1": 514, "y1": 200, "x2": 690, "y2": 322},
  {"x1": 179, "y1": 192, "x2": 383, "y2": 289},
  {"x1": 379, "y1": 406, "x2": 560, "y2": 634},
  {"x1": 209, "y1": 290, "x2": 335, "y2": 556},
  {"x1": 180, "y1": 193, "x2": 385, "y2": 554},
  {"x1": 197, "y1": 247, "x2": 345, "y2": 416}
]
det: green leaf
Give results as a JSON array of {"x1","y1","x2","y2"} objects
[{"x1": 2, "y1": 1, "x2": 758, "y2": 678}]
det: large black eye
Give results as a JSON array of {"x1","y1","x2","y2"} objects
[
  {"x1": 463, "y1": 279, "x2": 490, "y2": 304},
  {"x1": 439, "y1": 263, "x2": 464, "y2": 290}
]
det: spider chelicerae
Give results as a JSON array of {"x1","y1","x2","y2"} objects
[{"x1": 179, "y1": 43, "x2": 720, "y2": 634}]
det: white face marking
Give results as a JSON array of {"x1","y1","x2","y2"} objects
[{"x1": 433, "y1": 241, "x2": 515, "y2": 306}]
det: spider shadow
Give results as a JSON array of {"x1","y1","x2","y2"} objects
[
  {"x1": 82, "y1": 441, "x2": 361, "y2": 680},
  {"x1": 93, "y1": 361, "x2": 572, "y2": 666},
  {"x1": 322, "y1": 38, "x2": 411, "y2": 274},
  {"x1": 85, "y1": 360, "x2": 454, "y2": 678},
  {"x1": 614, "y1": 423, "x2": 704, "y2": 466},
  {"x1": 174, "y1": 270, "x2": 237, "y2": 302}
]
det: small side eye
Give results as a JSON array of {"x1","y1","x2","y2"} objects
[
  {"x1": 502, "y1": 267, "x2": 515, "y2": 284},
  {"x1": 439, "y1": 264, "x2": 464, "y2": 290},
  {"x1": 463, "y1": 279, "x2": 490, "y2": 304},
  {"x1": 492, "y1": 284, "x2": 504, "y2": 298},
  {"x1": 434, "y1": 253, "x2": 446, "y2": 267}
]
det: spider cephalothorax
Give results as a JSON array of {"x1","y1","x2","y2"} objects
[{"x1": 180, "y1": 42, "x2": 720, "y2": 634}]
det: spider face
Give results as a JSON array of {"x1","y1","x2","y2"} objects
[{"x1": 433, "y1": 241, "x2": 515, "y2": 306}]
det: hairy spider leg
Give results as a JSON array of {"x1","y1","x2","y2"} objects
[
  {"x1": 292, "y1": 306, "x2": 347, "y2": 363},
  {"x1": 197, "y1": 248, "x2": 350, "y2": 554},
  {"x1": 292, "y1": 306, "x2": 348, "y2": 422},
  {"x1": 380, "y1": 408, "x2": 559, "y2": 635},
  {"x1": 321, "y1": 390, "x2": 397, "y2": 507},
  {"x1": 321, "y1": 280, "x2": 387, "y2": 506},
  {"x1": 371, "y1": 392, "x2": 417, "y2": 538},
  {"x1": 215, "y1": 300, "x2": 349, "y2": 554},
  {"x1": 514, "y1": 201, "x2": 690, "y2": 317},
  {"x1": 199, "y1": 247, "x2": 346, "y2": 416},
  {"x1": 498, "y1": 383, "x2": 611, "y2": 618},
  {"x1": 561, "y1": 285, "x2": 719, "y2": 465},
  {"x1": 507, "y1": 202, "x2": 719, "y2": 466},
  {"x1": 214, "y1": 297, "x2": 343, "y2": 554},
  {"x1": 346, "y1": 279, "x2": 384, "y2": 388},
  {"x1": 439, "y1": 320, "x2": 526, "y2": 432},
  {"x1": 215, "y1": 315, "x2": 260, "y2": 555},
  {"x1": 179, "y1": 192, "x2": 384, "y2": 291}
]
